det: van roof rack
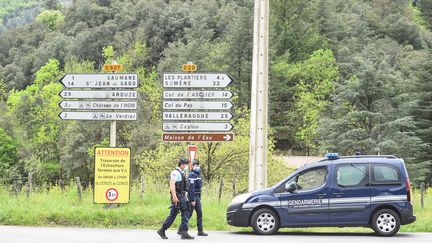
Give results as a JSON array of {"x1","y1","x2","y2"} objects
[
  {"x1": 318, "y1": 154, "x2": 398, "y2": 162},
  {"x1": 338, "y1": 155, "x2": 398, "y2": 159}
]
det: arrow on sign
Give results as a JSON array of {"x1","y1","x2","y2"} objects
[
  {"x1": 60, "y1": 73, "x2": 138, "y2": 88},
  {"x1": 162, "y1": 133, "x2": 234, "y2": 142},
  {"x1": 59, "y1": 101, "x2": 137, "y2": 110},
  {"x1": 163, "y1": 90, "x2": 233, "y2": 99},
  {"x1": 163, "y1": 101, "x2": 233, "y2": 110},
  {"x1": 162, "y1": 112, "x2": 233, "y2": 121},
  {"x1": 59, "y1": 90, "x2": 138, "y2": 99},
  {"x1": 163, "y1": 73, "x2": 233, "y2": 88},
  {"x1": 59, "y1": 112, "x2": 137, "y2": 121},
  {"x1": 163, "y1": 122, "x2": 233, "y2": 132}
]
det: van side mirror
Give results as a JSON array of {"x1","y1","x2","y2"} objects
[{"x1": 285, "y1": 181, "x2": 297, "y2": 192}]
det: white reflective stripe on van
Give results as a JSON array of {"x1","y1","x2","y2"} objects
[
  {"x1": 371, "y1": 195, "x2": 407, "y2": 202},
  {"x1": 329, "y1": 195, "x2": 407, "y2": 204},
  {"x1": 242, "y1": 201, "x2": 281, "y2": 209},
  {"x1": 330, "y1": 197, "x2": 370, "y2": 204}
]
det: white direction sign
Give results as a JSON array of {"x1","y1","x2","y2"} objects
[
  {"x1": 163, "y1": 101, "x2": 233, "y2": 110},
  {"x1": 59, "y1": 101, "x2": 137, "y2": 110},
  {"x1": 163, "y1": 90, "x2": 233, "y2": 99},
  {"x1": 59, "y1": 112, "x2": 137, "y2": 121},
  {"x1": 163, "y1": 112, "x2": 233, "y2": 121},
  {"x1": 163, "y1": 73, "x2": 233, "y2": 88},
  {"x1": 60, "y1": 74, "x2": 138, "y2": 88},
  {"x1": 59, "y1": 90, "x2": 138, "y2": 99},
  {"x1": 163, "y1": 122, "x2": 233, "y2": 132}
]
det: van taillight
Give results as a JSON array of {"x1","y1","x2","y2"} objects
[{"x1": 406, "y1": 179, "x2": 412, "y2": 202}]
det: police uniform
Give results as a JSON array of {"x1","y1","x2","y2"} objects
[
  {"x1": 157, "y1": 159, "x2": 194, "y2": 240},
  {"x1": 188, "y1": 159, "x2": 208, "y2": 236}
]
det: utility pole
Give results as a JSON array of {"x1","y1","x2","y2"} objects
[
  {"x1": 109, "y1": 60, "x2": 118, "y2": 148},
  {"x1": 249, "y1": 0, "x2": 269, "y2": 191}
]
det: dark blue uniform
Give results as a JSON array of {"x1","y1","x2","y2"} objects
[
  {"x1": 188, "y1": 169, "x2": 203, "y2": 231},
  {"x1": 161, "y1": 168, "x2": 190, "y2": 232}
]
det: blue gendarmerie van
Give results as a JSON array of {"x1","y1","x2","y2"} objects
[{"x1": 227, "y1": 154, "x2": 416, "y2": 236}]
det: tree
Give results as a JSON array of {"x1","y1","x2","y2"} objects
[
  {"x1": 410, "y1": 55, "x2": 432, "y2": 183},
  {"x1": 319, "y1": 39, "x2": 422, "y2": 163},
  {"x1": 36, "y1": 10, "x2": 64, "y2": 31},
  {"x1": 43, "y1": 0, "x2": 60, "y2": 10},
  {"x1": 271, "y1": 0, "x2": 328, "y2": 62},
  {"x1": 7, "y1": 59, "x2": 63, "y2": 183},
  {"x1": 0, "y1": 128, "x2": 19, "y2": 180},
  {"x1": 270, "y1": 49, "x2": 338, "y2": 153}
]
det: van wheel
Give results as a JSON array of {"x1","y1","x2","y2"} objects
[
  {"x1": 371, "y1": 209, "x2": 400, "y2": 236},
  {"x1": 251, "y1": 208, "x2": 280, "y2": 235}
]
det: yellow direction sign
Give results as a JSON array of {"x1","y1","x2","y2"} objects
[
  {"x1": 103, "y1": 63, "x2": 124, "y2": 72},
  {"x1": 182, "y1": 63, "x2": 197, "y2": 72},
  {"x1": 94, "y1": 147, "x2": 131, "y2": 204}
]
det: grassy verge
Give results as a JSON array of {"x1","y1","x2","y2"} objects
[{"x1": 0, "y1": 185, "x2": 431, "y2": 232}]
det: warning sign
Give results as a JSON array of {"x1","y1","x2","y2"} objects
[
  {"x1": 106, "y1": 188, "x2": 119, "y2": 201},
  {"x1": 94, "y1": 147, "x2": 130, "y2": 204}
]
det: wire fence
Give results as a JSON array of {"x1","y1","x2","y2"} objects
[
  {"x1": 2, "y1": 176, "x2": 430, "y2": 208},
  {"x1": 0, "y1": 175, "x2": 244, "y2": 203}
]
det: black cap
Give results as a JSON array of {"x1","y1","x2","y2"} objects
[
  {"x1": 192, "y1": 159, "x2": 200, "y2": 165},
  {"x1": 179, "y1": 158, "x2": 189, "y2": 164}
]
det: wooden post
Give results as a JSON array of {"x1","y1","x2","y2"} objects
[
  {"x1": 421, "y1": 182, "x2": 425, "y2": 209},
  {"x1": 75, "y1": 177, "x2": 82, "y2": 201},
  {"x1": 218, "y1": 178, "x2": 224, "y2": 204},
  {"x1": 59, "y1": 178, "x2": 65, "y2": 192},
  {"x1": 26, "y1": 173, "x2": 32, "y2": 198},
  {"x1": 232, "y1": 176, "x2": 236, "y2": 198},
  {"x1": 12, "y1": 179, "x2": 19, "y2": 197},
  {"x1": 140, "y1": 176, "x2": 145, "y2": 201}
]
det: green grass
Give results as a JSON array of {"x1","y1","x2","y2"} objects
[{"x1": 0, "y1": 185, "x2": 431, "y2": 233}]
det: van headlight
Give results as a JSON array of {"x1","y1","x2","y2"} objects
[{"x1": 231, "y1": 193, "x2": 252, "y2": 204}]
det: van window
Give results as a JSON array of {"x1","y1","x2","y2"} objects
[
  {"x1": 296, "y1": 167, "x2": 327, "y2": 191},
  {"x1": 373, "y1": 165, "x2": 400, "y2": 183},
  {"x1": 336, "y1": 164, "x2": 368, "y2": 187}
]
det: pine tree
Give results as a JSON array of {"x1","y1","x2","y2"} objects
[{"x1": 411, "y1": 58, "x2": 432, "y2": 183}]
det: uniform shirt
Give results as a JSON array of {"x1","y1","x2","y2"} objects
[
  {"x1": 188, "y1": 169, "x2": 202, "y2": 202},
  {"x1": 170, "y1": 167, "x2": 183, "y2": 182}
]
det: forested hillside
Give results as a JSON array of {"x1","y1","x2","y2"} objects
[
  {"x1": 0, "y1": 0, "x2": 431, "y2": 189},
  {"x1": 0, "y1": 0, "x2": 41, "y2": 32}
]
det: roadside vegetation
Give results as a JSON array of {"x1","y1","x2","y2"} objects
[{"x1": 0, "y1": 185, "x2": 430, "y2": 232}]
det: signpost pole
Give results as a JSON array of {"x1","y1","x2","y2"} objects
[
  {"x1": 109, "y1": 61, "x2": 117, "y2": 208},
  {"x1": 110, "y1": 121, "x2": 116, "y2": 147},
  {"x1": 109, "y1": 61, "x2": 118, "y2": 148}
]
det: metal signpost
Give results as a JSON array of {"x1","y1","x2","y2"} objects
[
  {"x1": 58, "y1": 64, "x2": 138, "y2": 204},
  {"x1": 59, "y1": 101, "x2": 137, "y2": 110},
  {"x1": 59, "y1": 90, "x2": 138, "y2": 99},
  {"x1": 59, "y1": 111, "x2": 137, "y2": 121},
  {"x1": 162, "y1": 64, "x2": 235, "y2": 142}
]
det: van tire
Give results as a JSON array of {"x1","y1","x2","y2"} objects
[
  {"x1": 251, "y1": 208, "x2": 280, "y2": 235},
  {"x1": 371, "y1": 209, "x2": 400, "y2": 236}
]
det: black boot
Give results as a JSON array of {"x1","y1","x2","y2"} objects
[
  {"x1": 157, "y1": 228, "x2": 168, "y2": 239},
  {"x1": 198, "y1": 230, "x2": 208, "y2": 236},
  {"x1": 181, "y1": 230, "x2": 195, "y2": 240},
  {"x1": 177, "y1": 229, "x2": 181, "y2": 235}
]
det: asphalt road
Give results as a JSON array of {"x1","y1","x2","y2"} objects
[{"x1": 1, "y1": 226, "x2": 431, "y2": 243}]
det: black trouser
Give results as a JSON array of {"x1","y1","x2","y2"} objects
[
  {"x1": 161, "y1": 194, "x2": 189, "y2": 231},
  {"x1": 189, "y1": 196, "x2": 203, "y2": 231}
]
